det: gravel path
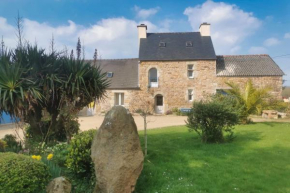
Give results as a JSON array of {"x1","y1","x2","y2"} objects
[{"x1": 0, "y1": 115, "x2": 187, "y2": 139}]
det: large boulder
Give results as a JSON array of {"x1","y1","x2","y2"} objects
[
  {"x1": 91, "y1": 106, "x2": 144, "y2": 193},
  {"x1": 46, "y1": 177, "x2": 71, "y2": 193}
]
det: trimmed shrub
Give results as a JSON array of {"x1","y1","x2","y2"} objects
[
  {"x1": 187, "y1": 100, "x2": 239, "y2": 143},
  {"x1": 66, "y1": 129, "x2": 96, "y2": 176},
  {"x1": 0, "y1": 152, "x2": 51, "y2": 193}
]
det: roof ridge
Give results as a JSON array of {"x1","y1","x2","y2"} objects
[
  {"x1": 148, "y1": 32, "x2": 199, "y2": 34},
  {"x1": 217, "y1": 54, "x2": 269, "y2": 57},
  {"x1": 87, "y1": 58, "x2": 139, "y2": 61}
]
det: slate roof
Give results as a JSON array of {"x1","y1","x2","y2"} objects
[
  {"x1": 89, "y1": 58, "x2": 139, "y2": 89},
  {"x1": 216, "y1": 55, "x2": 285, "y2": 77},
  {"x1": 139, "y1": 32, "x2": 216, "y2": 61}
]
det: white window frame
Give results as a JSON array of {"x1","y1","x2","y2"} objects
[
  {"x1": 188, "y1": 89, "x2": 193, "y2": 101},
  {"x1": 188, "y1": 64, "x2": 194, "y2": 78},
  {"x1": 149, "y1": 68, "x2": 158, "y2": 88},
  {"x1": 114, "y1": 93, "x2": 124, "y2": 106}
]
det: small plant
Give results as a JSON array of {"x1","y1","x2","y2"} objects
[
  {"x1": 2, "y1": 134, "x2": 22, "y2": 152},
  {"x1": 0, "y1": 152, "x2": 51, "y2": 193},
  {"x1": 187, "y1": 100, "x2": 239, "y2": 143},
  {"x1": 66, "y1": 129, "x2": 96, "y2": 177},
  {"x1": 0, "y1": 139, "x2": 7, "y2": 152}
]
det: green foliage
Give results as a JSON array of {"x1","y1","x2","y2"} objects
[
  {"x1": 66, "y1": 129, "x2": 96, "y2": 177},
  {"x1": 0, "y1": 152, "x2": 50, "y2": 193},
  {"x1": 51, "y1": 142, "x2": 70, "y2": 167},
  {"x1": 187, "y1": 100, "x2": 239, "y2": 143},
  {"x1": 66, "y1": 129, "x2": 97, "y2": 192},
  {"x1": 0, "y1": 44, "x2": 109, "y2": 143},
  {"x1": 42, "y1": 157, "x2": 62, "y2": 179},
  {"x1": 2, "y1": 134, "x2": 22, "y2": 152},
  {"x1": 0, "y1": 139, "x2": 7, "y2": 152},
  {"x1": 225, "y1": 80, "x2": 270, "y2": 123}
]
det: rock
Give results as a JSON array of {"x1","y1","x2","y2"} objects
[
  {"x1": 91, "y1": 106, "x2": 144, "y2": 193},
  {"x1": 46, "y1": 177, "x2": 71, "y2": 193}
]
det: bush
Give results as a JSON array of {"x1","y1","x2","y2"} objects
[
  {"x1": 187, "y1": 100, "x2": 239, "y2": 143},
  {"x1": 66, "y1": 129, "x2": 96, "y2": 176},
  {"x1": 50, "y1": 142, "x2": 69, "y2": 167},
  {"x1": 0, "y1": 139, "x2": 7, "y2": 152},
  {"x1": 2, "y1": 134, "x2": 22, "y2": 152},
  {"x1": 0, "y1": 152, "x2": 51, "y2": 193},
  {"x1": 66, "y1": 129, "x2": 97, "y2": 192}
]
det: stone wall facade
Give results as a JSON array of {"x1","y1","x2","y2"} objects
[{"x1": 96, "y1": 60, "x2": 283, "y2": 114}]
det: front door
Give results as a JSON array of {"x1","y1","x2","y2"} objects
[{"x1": 155, "y1": 95, "x2": 164, "y2": 114}]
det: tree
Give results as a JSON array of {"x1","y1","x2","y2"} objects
[
  {"x1": 225, "y1": 80, "x2": 270, "y2": 123},
  {"x1": 130, "y1": 93, "x2": 154, "y2": 156},
  {"x1": 76, "y1": 37, "x2": 81, "y2": 60},
  {"x1": 93, "y1": 49, "x2": 98, "y2": 66},
  {"x1": 0, "y1": 44, "x2": 109, "y2": 144}
]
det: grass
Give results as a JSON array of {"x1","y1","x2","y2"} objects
[{"x1": 135, "y1": 122, "x2": 290, "y2": 193}]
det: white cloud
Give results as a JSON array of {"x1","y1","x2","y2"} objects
[
  {"x1": 0, "y1": 16, "x2": 162, "y2": 59},
  {"x1": 184, "y1": 0, "x2": 261, "y2": 54},
  {"x1": 248, "y1": 46, "x2": 268, "y2": 54},
  {"x1": 134, "y1": 6, "x2": 160, "y2": 19},
  {"x1": 285, "y1": 33, "x2": 290, "y2": 39},
  {"x1": 263, "y1": 37, "x2": 280, "y2": 47}
]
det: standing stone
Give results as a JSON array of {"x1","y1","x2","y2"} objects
[
  {"x1": 46, "y1": 177, "x2": 71, "y2": 193},
  {"x1": 91, "y1": 106, "x2": 144, "y2": 193}
]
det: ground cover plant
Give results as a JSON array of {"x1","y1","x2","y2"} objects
[{"x1": 135, "y1": 122, "x2": 290, "y2": 193}]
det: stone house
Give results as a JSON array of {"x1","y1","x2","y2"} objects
[{"x1": 92, "y1": 23, "x2": 284, "y2": 114}]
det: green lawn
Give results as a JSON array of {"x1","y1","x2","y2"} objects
[{"x1": 135, "y1": 122, "x2": 290, "y2": 193}]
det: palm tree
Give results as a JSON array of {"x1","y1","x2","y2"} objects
[{"x1": 225, "y1": 80, "x2": 270, "y2": 123}]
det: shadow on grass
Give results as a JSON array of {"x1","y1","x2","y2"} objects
[{"x1": 135, "y1": 128, "x2": 290, "y2": 193}]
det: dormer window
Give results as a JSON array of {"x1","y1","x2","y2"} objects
[
  {"x1": 186, "y1": 41, "x2": 193, "y2": 47},
  {"x1": 159, "y1": 42, "x2": 166, "y2": 47},
  {"x1": 107, "y1": 72, "x2": 113, "y2": 78}
]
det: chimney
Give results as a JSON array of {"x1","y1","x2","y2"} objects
[
  {"x1": 199, "y1": 22, "x2": 210, "y2": 36},
  {"x1": 137, "y1": 24, "x2": 147, "y2": 43}
]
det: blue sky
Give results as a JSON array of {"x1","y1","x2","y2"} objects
[{"x1": 0, "y1": 0, "x2": 290, "y2": 85}]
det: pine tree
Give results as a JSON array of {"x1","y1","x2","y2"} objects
[{"x1": 76, "y1": 37, "x2": 81, "y2": 60}]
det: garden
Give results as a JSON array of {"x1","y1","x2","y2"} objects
[{"x1": 1, "y1": 18, "x2": 290, "y2": 193}]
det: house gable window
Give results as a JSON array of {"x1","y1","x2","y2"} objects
[
  {"x1": 188, "y1": 89, "x2": 193, "y2": 101},
  {"x1": 114, "y1": 93, "x2": 124, "y2": 106},
  {"x1": 149, "y1": 68, "x2": 158, "y2": 87},
  {"x1": 188, "y1": 64, "x2": 194, "y2": 78}
]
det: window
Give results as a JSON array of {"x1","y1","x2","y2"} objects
[
  {"x1": 188, "y1": 65, "x2": 194, "y2": 78},
  {"x1": 149, "y1": 68, "x2": 158, "y2": 87},
  {"x1": 188, "y1": 89, "x2": 193, "y2": 101},
  {"x1": 186, "y1": 41, "x2": 193, "y2": 47},
  {"x1": 107, "y1": 72, "x2": 113, "y2": 78},
  {"x1": 159, "y1": 42, "x2": 166, "y2": 47},
  {"x1": 114, "y1": 93, "x2": 124, "y2": 106}
]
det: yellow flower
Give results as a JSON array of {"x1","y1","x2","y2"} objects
[
  {"x1": 47, "y1": 153, "x2": 53, "y2": 160},
  {"x1": 31, "y1": 155, "x2": 41, "y2": 161},
  {"x1": 36, "y1": 155, "x2": 42, "y2": 161}
]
